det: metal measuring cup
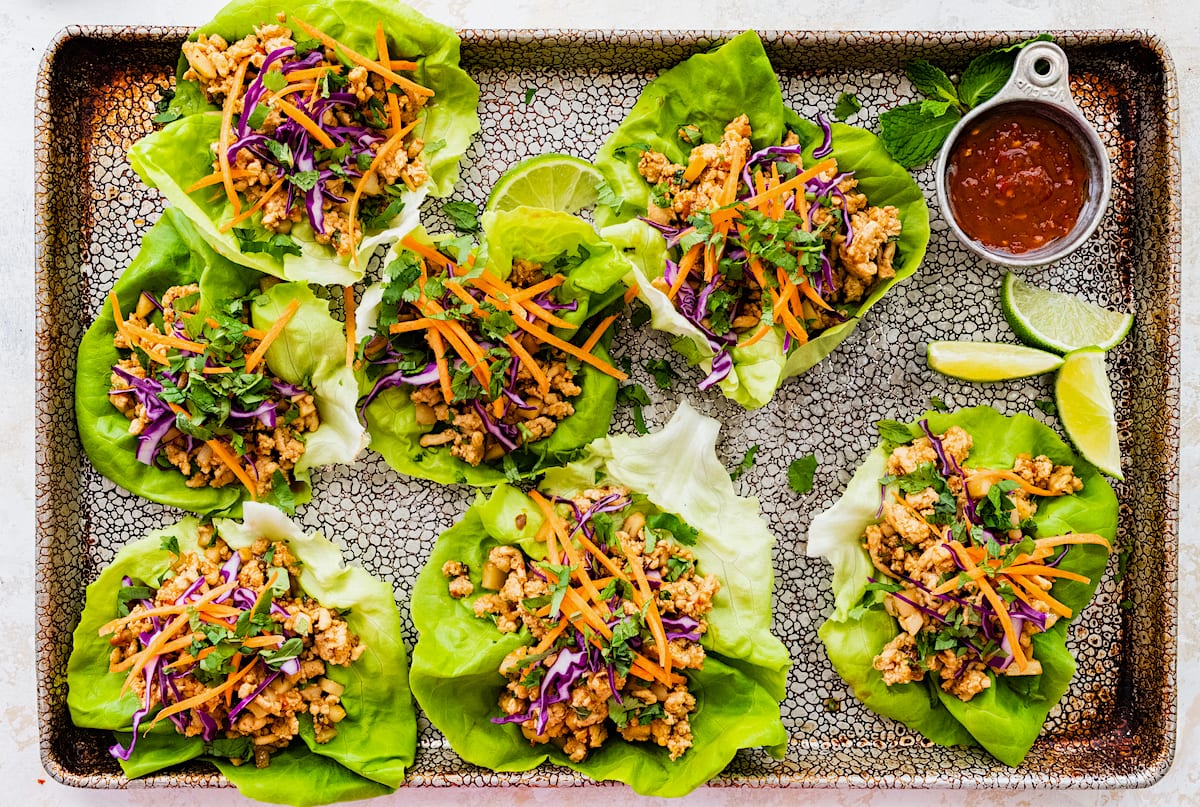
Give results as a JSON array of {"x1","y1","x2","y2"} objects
[{"x1": 934, "y1": 41, "x2": 1112, "y2": 268}]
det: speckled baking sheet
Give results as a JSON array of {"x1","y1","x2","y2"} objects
[{"x1": 35, "y1": 28, "x2": 1179, "y2": 791}]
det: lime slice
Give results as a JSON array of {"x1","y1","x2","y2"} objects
[
  {"x1": 1001, "y1": 273, "x2": 1133, "y2": 354},
  {"x1": 1056, "y1": 347, "x2": 1123, "y2": 479},
  {"x1": 926, "y1": 341, "x2": 1064, "y2": 381},
  {"x1": 485, "y1": 154, "x2": 602, "y2": 214}
]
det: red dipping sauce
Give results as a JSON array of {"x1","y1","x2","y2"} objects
[{"x1": 947, "y1": 110, "x2": 1089, "y2": 254}]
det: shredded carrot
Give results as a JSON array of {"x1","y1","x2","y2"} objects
[
  {"x1": 110, "y1": 632, "x2": 198, "y2": 673},
  {"x1": 388, "y1": 317, "x2": 436, "y2": 335},
  {"x1": 428, "y1": 328, "x2": 452, "y2": 404},
  {"x1": 347, "y1": 122, "x2": 419, "y2": 267},
  {"x1": 533, "y1": 619, "x2": 568, "y2": 654},
  {"x1": 343, "y1": 286, "x2": 356, "y2": 368},
  {"x1": 185, "y1": 168, "x2": 254, "y2": 194},
  {"x1": 218, "y1": 177, "x2": 285, "y2": 233},
  {"x1": 738, "y1": 321, "x2": 772, "y2": 348},
  {"x1": 511, "y1": 275, "x2": 565, "y2": 302},
  {"x1": 965, "y1": 469, "x2": 1072, "y2": 498},
  {"x1": 668, "y1": 244, "x2": 701, "y2": 300},
  {"x1": 1034, "y1": 533, "x2": 1112, "y2": 551},
  {"x1": 201, "y1": 366, "x2": 233, "y2": 375},
  {"x1": 720, "y1": 150, "x2": 746, "y2": 207},
  {"x1": 374, "y1": 23, "x2": 405, "y2": 133},
  {"x1": 1012, "y1": 576, "x2": 1073, "y2": 619},
  {"x1": 218, "y1": 60, "x2": 250, "y2": 216},
  {"x1": 949, "y1": 542, "x2": 1027, "y2": 671},
  {"x1": 1000, "y1": 565, "x2": 1091, "y2": 583},
  {"x1": 797, "y1": 279, "x2": 834, "y2": 312},
  {"x1": 271, "y1": 97, "x2": 336, "y2": 149},
  {"x1": 511, "y1": 315, "x2": 627, "y2": 381},
  {"x1": 98, "y1": 579, "x2": 238, "y2": 636},
  {"x1": 742, "y1": 157, "x2": 837, "y2": 211},
  {"x1": 563, "y1": 588, "x2": 612, "y2": 639},
  {"x1": 244, "y1": 299, "x2": 301, "y2": 373},
  {"x1": 579, "y1": 314, "x2": 619, "y2": 355},
  {"x1": 628, "y1": 555, "x2": 671, "y2": 675},
  {"x1": 205, "y1": 437, "x2": 259, "y2": 499},
  {"x1": 285, "y1": 65, "x2": 342, "y2": 82},
  {"x1": 502, "y1": 334, "x2": 549, "y2": 394},
  {"x1": 148, "y1": 657, "x2": 260, "y2": 730},
  {"x1": 623, "y1": 284, "x2": 640, "y2": 304},
  {"x1": 119, "y1": 614, "x2": 192, "y2": 692},
  {"x1": 290, "y1": 17, "x2": 433, "y2": 97}
]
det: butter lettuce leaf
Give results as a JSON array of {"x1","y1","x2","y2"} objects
[
  {"x1": 357, "y1": 208, "x2": 629, "y2": 486},
  {"x1": 75, "y1": 208, "x2": 365, "y2": 516},
  {"x1": 132, "y1": 0, "x2": 481, "y2": 284},
  {"x1": 409, "y1": 401, "x2": 789, "y2": 796},
  {"x1": 67, "y1": 503, "x2": 415, "y2": 804},
  {"x1": 594, "y1": 31, "x2": 930, "y2": 409},
  {"x1": 807, "y1": 406, "x2": 1117, "y2": 765}
]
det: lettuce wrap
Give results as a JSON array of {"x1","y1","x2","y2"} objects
[
  {"x1": 807, "y1": 406, "x2": 1118, "y2": 765},
  {"x1": 67, "y1": 502, "x2": 416, "y2": 806},
  {"x1": 130, "y1": 0, "x2": 481, "y2": 285},
  {"x1": 76, "y1": 208, "x2": 366, "y2": 516},
  {"x1": 355, "y1": 207, "x2": 631, "y2": 486},
  {"x1": 409, "y1": 401, "x2": 790, "y2": 796},
  {"x1": 594, "y1": 30, "x2": 930, "y2": 409}
]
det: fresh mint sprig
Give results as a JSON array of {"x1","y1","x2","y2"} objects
[{"x1": 878, "y1": 35, "x2": 1052, "y2": 168}]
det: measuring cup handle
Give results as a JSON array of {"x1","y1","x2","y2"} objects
[{"x1": 993, "y1": 41, "x2": 1077, "y2": 109}]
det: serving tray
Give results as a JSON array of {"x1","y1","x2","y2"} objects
[{"x1": 35, "y1": 27, "x2": 1179, "y2": 791}]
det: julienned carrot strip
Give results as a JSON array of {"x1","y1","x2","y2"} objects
[
  {"x1": 290, "y1": 17, "x2": 433, "y2": 97},
  {"x1": 389, "y1": 59, "x2": 419, "y2": 70},
  {"x1": 623, "y1": 284, "x2": 640, "y2": 304},
  {"x1": 574, "y1": 531, "x2": 631, "y2": 584},
  {"x1": 1013, "y1": 576, "x2": 1073, "y2": 619},
  {"x1": 579, "y1": 314, "x2": 618, "y2": 355},
  {"x1": 502, "y1": 334, "x2": 549, "y2": 394},
  {"x1": 428, "y1": 317, "x2": 489, "y2": 387},
  {"x1": 1001, "y1": 565, "x2": 1091, "y2": 583},
  {"x1": 110, "y1": 632, "x2": 199, "y2": 673},
  {"x1": 267, "y1": 82, "x2": 315, "y2": 104},
  {"x1": 244, "y1": 299, "x2": 301, "y2": 373},
  {"x1": 286, "y1": 65, "x2": 341, "y2": 82},
  {"x1": 428, "y1": 328, "x2": 453, "y2": 404},
  {"x1": 206, "y1": 437, "x2": 259, "y2": 499},
  {"x1": 389, "y1": 318, "x2": 436, "y2": 334},
  {"x1": 950, "y1": 542, "x2": 1027, "y2": 671},
  {"x1": 120, "y1": 322, "x2": 209, "y2": 355},
  {"x1": 517, "y1": 298, "x2": 578, "y2": 331},
  {"x1": 797, "y1": 279, "x2": 834, "y2": 311},
  {"x1": 272, "y1": 98, "x2": 336, "y2": 149},
  {"x1": 511, "y1": 275, "x2": 565, "y2": 302},
  {"x1": 720, "y1": 150, "x2": 746, "y2": 207},
  {"x1": 965, "y1": 469, "x2": 1075, "y2": 498},
  {"x1": 343, "y1": 286, "x2": 356, "y2": 368},
  {"x1": 98, "y1": 579, "x2": 239, "y2": 636},
  {"x1": 1034, "y1": 533, "x2": 1112, "y2": 551},
  {"x1": 742, "y1": 157, "x2": 837, "y2": 211},
  {"x1": 628, "y1": 555, "x2": 671, "y2": 675},
  {"x1": 511, "y1": 316, "x2": 627, "y2": 381},
  {"x1": 557, "y1": 535, "x2": 608, "y2": 619},
  {"x1": 202, "y1": 367, "x2": 233, "y2": 375},
  {"x1": 119, "y1": 614, "x2": 192, "y2": 693},
  {"x1": 347, "y1": 122, "x2": 419, "y2": 268},
  {"x1": 738, "y1": 321, "x2": 772, "y2": 348},
  {"x1": 703, "y1": 218, "x2": 732, "y2": 282},
  {"x1": 186, "y1": 168, "x2": 254, "y2": 194},
  {"x1": 668, "y1": 244, "x2": 701, "y2": 300},
  {"x1": 374, "y1": 23, "x2": 404, "y2": 132},
  {"x1": 219, "y1": 59, "x2": 250, "y2": 216},
  {"x1": 219, "y1": 177, "x2": 285, "y2": 233},
  {"x1": 533, "y1": 619, "x2": 568, "y2": 654},
  {"x1": 148, "y1": 657, "x2": 260, "y2": 730},
  {"x1": 563, "y1": 588, "x2": 612, "y2": 639},
  {"x1": 778, "y1": 304, "x2": 809, "y2": 345}
]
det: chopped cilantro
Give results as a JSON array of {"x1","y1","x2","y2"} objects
[
  {"x1": 730, "y1": 445, "x2": 759, "y2": 481},
  {"x1": 523, "y1": 87, "x2": 537, "y2": 105},
  {"x1": 787, "y1": 453, "x2": 818, "y2": 494},
  {"x1": 645, "y1": 512, "x2": 698, "y2": 546},
  {"x1": 645, "y1": 358, "x2": 676, "y2": 389},
  {"x1": 442, "y1": 200, "x2": 480, "y2": 233}
]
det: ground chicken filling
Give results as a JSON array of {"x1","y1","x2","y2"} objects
[
  {"x1": 445, "y1": 486, "x2": 718, "y2": 761},
  {"x1": 181, "y1": 18, "x2": 430, "y2": 257},
  {"x1": 635, "y1": 116, "x2": 902, "y2": 379},
  {"x1": 362, "y1": 252, "x2": 597, "y2": 468},
  {"x1": 864, "y1": 423, "x2": 1090, "y2": 701},
  {"x1": 108, "y1": 283, "x2": 319, "y2": 497},
  {"x1": 103, "y1": 526, "x2": 364, "y2": 768}
]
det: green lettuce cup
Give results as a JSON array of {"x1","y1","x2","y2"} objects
[
  {"x1": 355, "y1": 207, "x2": 633, "y2": 486},
  {"x1": 67, "y1": 502, "x2": 416, "y2": 806},
  {"x1": 807, "y1": 406, "x2": 1118, "y2": 766},
  {"x1": 130, "y1": 0, "x2": 481, "y2": 285},
  {"x1": 594, "y1": 30, "x2": 930, "y2": 409},
  {"x1": 410, "y1": 401, "x2": 790, "y2": 796},
  {"x1": 76, "y1": 208, "x2": 366, "y2": 516}
]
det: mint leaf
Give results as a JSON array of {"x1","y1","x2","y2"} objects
[
  {"x1": 878, "y1": 101, "x2": 963, "y2": 168},
  {"x1": 877, "y1": 419, "x2": 917, "y2": 446},
  {"x1": 906, "y1": 60, "x2": 961, "y2": 107},
  {"x1": 920, "y1": 99, "x2": 954, "y2": 116},
  {"x1": 787, "y1": 453, "x2": 818, "y2": 494},
  {"x1": 958, "y1": 35, "x2": 1054, "y2": 108},
  {"x1": 833, "y1": 92, "x2": 862, "y2": 121},
  {"x1": 442, "y1": 200, "x2": 480, "y2": 233},
  {"x1": 287, "y1": 170, "x2": 320, "y2": 191}
]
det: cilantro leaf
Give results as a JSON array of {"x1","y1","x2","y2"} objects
[
  {"x1": 645, "y1": 358, "x2": 676, "y2": 389},
  {"x1": 261, "y1": 69, "x2": 288, "y2": 92},
  {"x1": 115, "y1": 583, "x2": 155, "y2": 617},
  {"x1": 613, "y1": 141, "x2": 650, "y2": 160},
  {"x1": 645, "y1": 512, "x2": 698, "y2": 546},
  {"x1": 523, "y1": 87, "x2": 537, "y2": 105},
  {"x1": 729, "y1": 445, "x2": 758, "y2": 481},
  {"x1": 596, "y1": 179, "x2": 624, "y2": 215},
  {"x1": 787, "y1": 453, "x2": 818, "y2": 494},
  {"x1": 287, "y1": 170, "x2": 320, "y2": 191},
  {"x1": 833, "y1": 92, "x2": 862, "y2": 121},
  {"x1": 232, "y1": 229, "x2": 303, "y2": 262},
  {"x1": 1034, "y1": 398, "x2": 1057, "y2": 416},
  {"x1": 930, "y1": 396, "x2": 950, "y2": 412},
  {"x1": 535, "y1": 562, "x2": 573, "y2": 617},
  {"x1": 160, "y1": 535, "x2": 181, "y2": 558}
]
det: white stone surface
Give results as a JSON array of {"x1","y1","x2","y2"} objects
[{"x1": 5, "y1": 0, "x2": 1195, "y2": 805}]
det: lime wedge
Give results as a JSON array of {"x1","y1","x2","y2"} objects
[
  {"x1": 1001, "y1": 272, "x2": 1133, "y2": 354},
  {"x1": 485, "y1": 154, "x2": 602, "y2": 214},
  {"x1": 926, "y1": 341, "x2": 1064, "y2": 382},
  {"x1": 1055, "y1": 347, "x2": 1123, "y2": 479}
]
